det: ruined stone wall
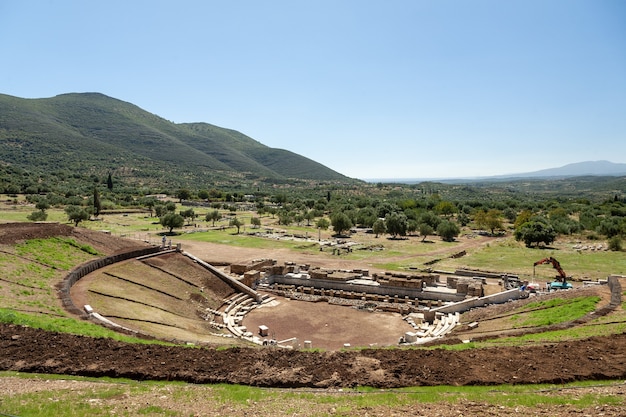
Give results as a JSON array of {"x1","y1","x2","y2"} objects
[
  {"x1": 230, "y1": 259, "x2": 275, "y2": 275},
  {"x1": 268, "y1": 274, "x2": 465, "y2": 302}
]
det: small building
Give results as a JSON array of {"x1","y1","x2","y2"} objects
[{"x1": 258, "y1": 325, "x2": 269, "y2": 337}]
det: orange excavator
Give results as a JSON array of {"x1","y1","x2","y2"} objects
[{"x1": 533, "y1": 257, "x2": 573, "y2": 290}]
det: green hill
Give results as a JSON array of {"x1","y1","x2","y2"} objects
[{"x1": 0, "y1": 92, "x2": 352, "y2": 191}]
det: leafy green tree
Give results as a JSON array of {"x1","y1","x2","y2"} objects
[
  {"x1": 503, "y1": 208, "x2": 517, "y2": 223},
  {"x1": 513, "y1": 210, "x2": 533, "y2": 230},
  {"x1": 457, "y1": 212, "x2": 470, "y2": 227},
  {"x1": 514, "y1": 217, "x2": 556, "y2": 247},
  {"x1": 141, "y1": 197, "x2": 158, "y2": 217},
  {"x1": 475, "y1": 209, "x2": 503, "y2": 235},
  {"x1": 229, "y1": 217, "x2": 243, "y2": 234},
  {"x1": 385, "y1": 212, "x2": 408, "y2": 238},
  {"x1": 205, "y1": 210, "x2": 222, "y2": 226},
  {"x1": 608, "y1": 236, "x2": 623, "y2": 251},
  {"x1": 304, "y1": 210, "x2": 316, "y2": 226},
  {"x1": 27, "y1": 210, "x2": 48, "y2": 221},
  {"x1": 598, "y1": 217, "x2": 623, "y2": 238},
  {"x1": 35, "y1": 200, "x2": 50, "y2": 212},
  {"x1": 251, "y1": 217, "x2": 261, "y2": 228},
  {"x1": 435, "y1": 201, "x2": 456, "y2": 218},
  {"x1": 208, "y1": 189, "x2": 222, "y2": 200},
  {"x1": 160, "y1": 212, "x2": 184, "y2": 233},
  {"x1": 316, "y1": 218, "x2": 330, "y2": 230},
  {"x1": 437, "y1": 220, "x2": 460, "y2": 242},
  {"x1": 154, "y1": 204, "x2": 166, "y2": 217},
  {"x1": 372, "y1": 218, "x2": 386, "y2": 237},
  {"x1": 419, "y1": 211, "x2": 441, "y2": 229},
  {"x1": 551, "y1": 216, "x2": 581, "y2": 235},
  {"x1": 419, "y1": 223, "x2": 434, "y2": 242},
  {"x1": 65, "y1": 205, "x2": 89, "y2": 226},
  {"x1": 197, "y1": 190, "x2": 209, "y2": 200},
  {"x1": 330, "y1": 212, "x2": 353, "y2": 236},
  {"x1": 177, "y1": 188, "x2": 192, "y2": 202},
  {"x1": 180, "y1": 208, "x2": 196, "y2": 224},
  {"x1": 356, "y1": 206, "x2": 377, "y2": 228},
  {"x1": 106, "y1": 172, "x2": 113, "y2": 191},
  {"x1": 272, "y1": 193, "x2": 288, "y2": 205},
  {"x1": 376, "y1": 202, "x2": 398, "y2": 219},
  {"x1": 25, "y1": 199, "x2": 46, "y2": 221},
  {"x1": 278, "y1": 210, "x2": 293, "y2": 226}
]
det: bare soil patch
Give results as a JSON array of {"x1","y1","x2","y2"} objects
[
  {"x1": 2, "y1": 323, "x2": 626, "y2": 388},
  {"x1": 243, "y1": 295, "x2": 410, "y2": 350}
]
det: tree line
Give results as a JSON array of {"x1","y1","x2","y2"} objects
[{"x1": 19, "y1": 173, "x2": 626, "y2": 251}]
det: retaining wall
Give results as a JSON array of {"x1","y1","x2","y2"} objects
[
  {"x1": 58, "y1": 246, "x2": 164, "y2": 317},
  {"x1": 183, "y1": 252, "x2": 263, "y2": 303},
  {"x1": 430, "y1": 288, "x2": 524, "y2": 315}
]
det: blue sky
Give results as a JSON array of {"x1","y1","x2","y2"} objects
[{"x1": 1, "y1": 1, "x2": 625, "y2": 180}]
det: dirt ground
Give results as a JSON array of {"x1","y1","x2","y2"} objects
[
  {"x1": 242, "y1": 296, "x2": 411, "y2": 350},
  {"x1": 1, "y1": 223, "x2": 626, "y2": 416},
  {"x1": 2, "y1": 322, "x2": 626, "y2": 387}
]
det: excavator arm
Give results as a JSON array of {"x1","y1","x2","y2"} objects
[{"x1": 533, "y1": 257, "x2": 567, "y2": 282}]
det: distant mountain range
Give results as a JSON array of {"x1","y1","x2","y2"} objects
[
  {"x1": 0, "y1": 92, "x2": 351, "y2": 189},
  {"x1": 369, "y1": 161, "x2": 626, "y2": 184},
  {"x1": 492, "y1": 161, "x2": 626, "y2": 179}
]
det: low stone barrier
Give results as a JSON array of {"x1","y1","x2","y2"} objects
[
  {"x1": 58, "y1": 246, "x2": 164, "y2": 317},
  {"x1": 183, "y1": 252, "x2": 263, "y2": 303}
]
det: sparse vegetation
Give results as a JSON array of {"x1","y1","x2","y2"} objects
[{"x1": 0, "y1": 373, "x2": 622, "y2": 416}]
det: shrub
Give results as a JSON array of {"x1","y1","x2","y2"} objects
[{"x1": 608, "y1": 236, "x2": 623, "y2": 252}]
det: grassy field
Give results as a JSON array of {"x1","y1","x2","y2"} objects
[{"x1": 0, "y1": 372, "x2": 623, "y2": 416}]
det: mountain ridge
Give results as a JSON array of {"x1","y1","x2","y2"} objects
[{"x1": 0, "y1": 92, "x2": 351, "y2": 189}]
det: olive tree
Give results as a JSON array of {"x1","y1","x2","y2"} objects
[
  {"x1": 372, "y1": 218, "x2": 386, "y2": 237},
  {"x1": 160, "y1": 212, "x2": 184, "y2": 233},
  {"x1": 205, "y1": 210, "x2": 222, "y2": 226},
  {"x1": 437, "y1": 220, "x2": 460, "y2": 242},
  {"x1": 330, "y1": 212, "x2": 353, "y2": 236},
  {"x1": 514, "y1": 217, "x2": 556, "y2": 247},
  {"x1": 65, "y1": 205, "x2": 89, "y2": 226},
  {"x1": 229, "y1": 217, "x2": 243, "y2": 234},
  {"x1": 385, "y1": 212, "x2": 408, "y2": 238},
  {"x1": 316, "y1": 217, "x2": 330, "y2": 230}
]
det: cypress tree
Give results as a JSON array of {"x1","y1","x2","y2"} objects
[{"x1": 93, "y1": 186, "x2": 102, "y2": 217}]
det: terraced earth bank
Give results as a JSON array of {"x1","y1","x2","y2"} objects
[{"x1": 2, "y1": 323, "x2": 626, "y2": 388}]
